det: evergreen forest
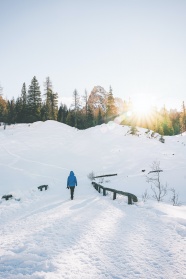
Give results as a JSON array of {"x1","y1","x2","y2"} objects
[{"x1": 0, "y1": 76, "x2": 186, "y2": 136}]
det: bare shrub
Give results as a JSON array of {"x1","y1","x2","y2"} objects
[
  {"x1": 159, "y1": 135, "x2": 165, "y2": 143},
  {"x1": 142, "y1": 189, "x2": 149, "y2": 202},
  {"x1": 146, "y1": 161, "x2": 167, "y2": 202},
  {"x1": 99, "y1": 177, "x2": 104, "y2": 184},
  {"x1": 130, "y1": 126, "x2": 139, "y2": 135},
  {"x1": 170, "y1": 188, "x2": 181, "y2": 206},
  {"x1": 87, "y1": 171, "x2": 95, "y2": 181}
]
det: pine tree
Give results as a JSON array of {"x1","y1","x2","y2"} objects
[
  {"x1": 86, "y1": 105, "x2": 94, "y2": 128},
  {"x1": 66, "y1": 109, "x2": 75, "y2": 127},
  {"x1": 42, "y1": 76, "x2": 58, "y2": 120},
  {"x1": 82, "y1": 89, "x2": 89, "y2": 128},
  {"x1": 0, "y1": 95, "x2": 7, "y2": 122},
  {"x1": 50, "y1": 91, "x2": 58, "y2": 120},
  {"x1": 77, "y1": 110, "x2": 86, "y2": 129},
  {"x1": 19, "y1": 82, "x2": 28, "y2": 122},
  {"x1": 97, "y1": 107, "x2": 103, "y2": 125},
  {"x1": 57, "y1": 103, "x2": 68, "y2": 123},
  {"x1": 180, "y1": 101, "x2": 186, "y2": 134},
  {"x1": 106, "y1": 86, "x2": 117, "y2": 122},
  {"x1": 156, "y1": 123, "x2": 164, "y2": 136},
  {"x1": 15, "y1": 97, "x2": 23, "y2": 123},
  {"x1": 159, "y1": 105, "x2": 174, "y2": 135},
  {"x1": 83, "y1": 89, "x2": 88, "y2": 117},
  {"x1": 44, "y1": 77, "x2": 52, "y2": 94},
  {"x1": 27, "y1": 76, "x2": 42, "y2": 122},
  {"x1": 7, "y1": 98, "x2": 16, "y2": 124},
  {"x1": 169, "y1": 109, "x2": 180, "y2": 135},
  {"x1": 71, "y1": 89, "x2": 81, "y2": 128},
  {"x1": 44, "y1": 77, "x2": 53, "y2": 120},
  {"x1": 82, "y1": 89, "x2": 95, "y2": 128},
  {"x1": 41, "y1": 91, "x2": 59, "y2": 121}
]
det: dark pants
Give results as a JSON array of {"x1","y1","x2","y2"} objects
[{"x1": 70, "y1": 186, "x2": 75, "y2": 200}]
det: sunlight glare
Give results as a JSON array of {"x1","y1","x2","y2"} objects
[{"x1": 132, "y1": 98, "x2": 153, "y2": 117}]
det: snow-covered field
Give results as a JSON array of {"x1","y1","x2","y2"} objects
[{"x1": 0, "y1": 121, "x2": 186, "y2": 279}]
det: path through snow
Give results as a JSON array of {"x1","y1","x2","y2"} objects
[{"x1": 0, "y1": 190, "x2": 185, "y2": 279}]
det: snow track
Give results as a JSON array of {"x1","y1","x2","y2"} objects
[{"x1": 0, "y1": 193, "x2": 185, "y2": 279}]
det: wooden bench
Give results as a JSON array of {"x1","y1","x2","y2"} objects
[
  {"x1": 38, "y1": 185, "x2": 48, "y2": 191},
  {"x1": 2, "y1": 194, "x2": 13, "y2": 200}
]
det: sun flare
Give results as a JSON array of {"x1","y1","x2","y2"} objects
[{"x1": 132, "y1": 99, "x2": 153, "y2": 117}]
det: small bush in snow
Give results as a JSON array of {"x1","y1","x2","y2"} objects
[
  {"x1": 99, "y1": 177, "x2": 104, "y2": 184},
  {"x1": 170, "y1": 188, "x2": 181, "y2": 206},
  {"x1": 129, "y1": 126, "x2": 139, "y2": 135},
  {"x1": 142, "y1": 189, "x2": 149, "y2": 202},
  {"x1": 145, "y1": 129, "x2": 150, "y2": 134},
  {"x1": 87, "y1": 171, "x2": 95, "y2": 181},
  {"x1": 159, "y1": 135, "x2": 165, "y2": 143}
]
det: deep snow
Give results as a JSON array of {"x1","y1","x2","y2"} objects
[{"x1": 0, "y1": 121, "x2": 185, "y2": 279}]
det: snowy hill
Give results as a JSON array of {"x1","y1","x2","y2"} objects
[{"x1": 0, "y1": 121, "x2": 186, "y2": 279}]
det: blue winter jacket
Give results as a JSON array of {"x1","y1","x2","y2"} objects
[{"x1": 67, "y1": 171, "x2": 77, "y2": 187}]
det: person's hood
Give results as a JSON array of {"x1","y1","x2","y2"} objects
[{"x1": 70, "y1": 171, "x2": 74, "y2": 176}]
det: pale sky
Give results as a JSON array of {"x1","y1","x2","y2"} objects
[{"x1": 1, "y1": 0, "x2": 186, "y2": 109}]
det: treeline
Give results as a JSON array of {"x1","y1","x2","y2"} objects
[
  {"x1": 0, "y1": 76, "x2": 186, "y2": 135},
  {"x1": 123, "y1": 104, "x2": 186, "y2": 136},
  {"x1": 0, "y1": 77, "x2": 118, "y2": 129}
]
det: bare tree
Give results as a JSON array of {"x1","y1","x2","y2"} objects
[
  {"x1": 170, "y1": 188, "x2": 181, "y2": 206},
  {"x1": 146, "y1": 161, "x2": 167, "y2": 202},
  {"x1": 71, "y1": 89, "x2": 81, "y2": 128}
]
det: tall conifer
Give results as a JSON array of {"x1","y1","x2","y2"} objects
[
  {"x1": 44, "y1": 77, "x2": 58, "y2": 120},
  {"x1": 71, "y1": 89, "x2": 81, "y2": 128},
  {"x1": 180, "y1": 101, "x2": 186, "y2": 134},
  {"x1": 106, "y1": 86, "x2": 117, "y2": 122},
  {"x1": 20, "y1": 82, "x2": 27, "y2": 122},
  {"x1": 27, "y1": 76, "x2": 42, "y2": 122}
]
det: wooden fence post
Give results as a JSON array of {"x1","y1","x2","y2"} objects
[
  {"x1": 113, "y1": 192, "x2": 116, "y2": 200},
  {"x1": 103, "y1": 188, "x2": 106, "y2": 196},
  {"x1": 128, "y1": 195, "x2": 132, "y2": 205}
]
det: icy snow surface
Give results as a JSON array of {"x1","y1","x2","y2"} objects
[{"x1": 0, "y1": 121, "x2": 185, "y2": 279}]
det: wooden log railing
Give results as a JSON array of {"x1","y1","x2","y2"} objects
[
  {"x1": 93, "y1": 174, "x2": 117, "y2": 179},
  {"x1": 92, "y1": 182, "x2": 138, "y2": 205}
]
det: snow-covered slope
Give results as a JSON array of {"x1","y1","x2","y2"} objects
[{"x1": 0, "y1": 121, "x2": 185, "y2": 279}]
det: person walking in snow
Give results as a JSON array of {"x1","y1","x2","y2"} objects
[{"x1": 67, "y1": 171, "x2": 77, "y2": 200}]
